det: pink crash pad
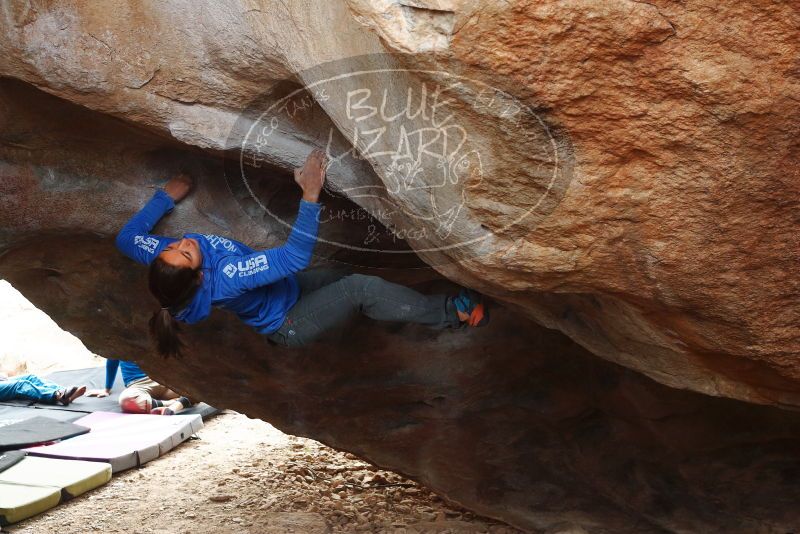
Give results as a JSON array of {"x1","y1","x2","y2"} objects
[{"x1": 24, "y1": 411, "x2": 202, "y2": 473}]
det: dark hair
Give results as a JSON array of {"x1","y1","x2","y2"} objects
[{"x1": 147, "y1": 257, "x2": 201, "y2": 358}]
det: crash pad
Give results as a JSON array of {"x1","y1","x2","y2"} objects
[
  {"x1": 25, "y1": 411, "x2": 203, "y2": 472},
  {"x1": 0, "y1": 451, "x2": 25, "y2": 473},
  {"x1": 0, "y1": 482, "x2": 60, "y2": 526},
  {"x1": 0, "y1": 456, "x2": 111, "y2": 499},
  {"x1": 0, "y1": 366, "x2": 219, "y2": 420},
  {"x1": 0, "y1": 366, "x2": 123, "y2": 413},
  {"x1": 0, "y1": 417, "x2": 90, "y2": 450},
  {"x1": 0, "y1": 403, "x2": 85, "y2": 426}
]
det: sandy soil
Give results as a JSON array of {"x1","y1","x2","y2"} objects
[{"x1": 0, "y1": 280, "x2": 519, "y2": 533}]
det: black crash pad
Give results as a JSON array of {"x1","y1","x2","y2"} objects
[
  {"x1": 0, "y1": 417, "x2": 90, "y2": 451},
  {"x1": 0, "y1": 404, "x2": 84, "y2": 426},
  {"x1": 0, "y1": 367, "x2": 219, "y2": 420},
  {"x1": 0, "y1": 366, "x2": 123, "y2": 413},
  {"x1": 0, "y1": 451, "x2": 25, "y2": 473}
]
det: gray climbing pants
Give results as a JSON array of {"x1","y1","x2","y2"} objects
[{"x1": 265, "y1": 268, "x2": 461, "y2": 347}]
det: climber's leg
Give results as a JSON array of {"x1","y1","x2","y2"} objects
[
  {"x1": 266, "y1": 273, "x2": 461, "y2": 347},
  {"x1": 294, "y1": 267, "x2": 351, "y2": 296},
  {"x1": 118, "y1": 377, "x2": 167, "y2": 413}
]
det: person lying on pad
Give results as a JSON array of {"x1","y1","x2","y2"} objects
[
  {"x1": 86, "y1": 358, "x2": 195, "y2": 416},
  {"x1": 0, "y1": 369, "x2": 86, "y2": 405},
  {"x1": 116, "y1": 149, "x2": 489, "y2": 359}
]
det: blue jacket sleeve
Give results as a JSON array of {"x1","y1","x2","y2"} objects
[
  {"x1": 115, "y1": 190, "x2": 176, "y2": 265},
  {"x1": 214, "y1": 200, "x2": 321, "y2": 297},
  {"x1": 104, "y1": 359, "x2": 120, "y2": 391}
]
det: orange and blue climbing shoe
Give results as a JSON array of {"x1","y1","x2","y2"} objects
[{"x1": 453, "y1": 288, "x2": 489, "y2": 327}]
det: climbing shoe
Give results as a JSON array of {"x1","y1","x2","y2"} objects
[{"x1": 453, "y1": 288, "x2": 489, "y2": 327}]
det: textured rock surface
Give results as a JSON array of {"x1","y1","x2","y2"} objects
[
  {"x1": 1, "y1": 0, "x2": 797, "y2": 406},
  {"x1": 1, "y1": 105, "x2": 800, "y2": 532},
  {"x1": 1, "y1": 1, "x2": 799, "y2": 531}
]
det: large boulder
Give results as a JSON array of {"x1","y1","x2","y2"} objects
[
  {"x1": 0, "y1": 1, "x2": 799, "y2": 532},
  {"x1": 1, "y1": 0, "x2": 797, "y2": 405}
]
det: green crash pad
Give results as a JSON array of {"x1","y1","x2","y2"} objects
[
  {"x1": 0, "y1": 456, "x2": 112, "y2": 525},
  {"x1": 0, "y1": 482, "x2": 60, "y2": 526}
]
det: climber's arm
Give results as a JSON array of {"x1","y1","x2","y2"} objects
[
  {"x1": 214, "y1": 199, "x2": 321, "y2": 296},
  {"x1": 87, "y1": 359, "x2": 119, "y2": 397},
  {"x1": 115, "y1": 174, "x2": 192, "y2": 265},
  {"x1": 103, "y1": 359, "x2": 120, "y2": 391},
  {"x1": 115, "y1": 190, "x2": 176, "y2": 265}
]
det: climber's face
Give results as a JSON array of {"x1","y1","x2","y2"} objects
[{"x1": 159, "y1": 237, "x2": 202, "y2": 270}]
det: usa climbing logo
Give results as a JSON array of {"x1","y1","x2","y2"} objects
[
  {"x1": 134, "y1": 235, "x2": 159, "y2": 254},
  {"x1": 223, "y1": 255, "x2": 270, "y2": 278},
  {"x1": 222, "y1": 263, "x2": 237, "y2": 278}
]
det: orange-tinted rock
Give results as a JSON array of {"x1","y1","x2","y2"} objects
[
  {"x1": 0, "y1": 0, "x2": 800, "y2": 405},
  {"x1": 1, "y1": 1, "x2": 796, "y2": 405},
  {"x1": 1, "y1": 1, "x2": 799, "y2": 531}
]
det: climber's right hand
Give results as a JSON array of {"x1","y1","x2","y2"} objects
[
  {"x1": 86, "y1": 388, "x2": 111, "y2": 398},
  {"x1": 294, "y1": 148, "x2": 327, "y2": 203},
  {"x1": 164, "y1": 172, "x2": 193, "y2": 203}
]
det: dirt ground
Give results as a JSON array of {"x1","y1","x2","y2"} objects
[
  {"x1": 0, "y1": 280, "x2": 520, "y2": 533},
  {"x1": 6, "y1": 411, "x2": 520, "y2": 534}
]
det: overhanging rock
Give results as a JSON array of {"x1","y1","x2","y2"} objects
[
  {"x1": 1, "y1": 0, "x2": 797, "y2": 405},
  {"x1": 1, "y1": 1, "x2": 799, "y2": 531}
]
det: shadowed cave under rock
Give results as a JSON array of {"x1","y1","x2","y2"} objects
[{"x1": 1, "y1": 79, "x2": 800, "y2": 533}]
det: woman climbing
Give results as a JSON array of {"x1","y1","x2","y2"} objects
[{"x1": 116, "y1": 149, "x2": 488, "y2": 358}]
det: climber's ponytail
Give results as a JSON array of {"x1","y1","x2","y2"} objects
[
  {"x1": 149, "y1": 308, "x2": 184, "y2": 359},
  {"x1": 147, "y1": 257, "x2": 201, "y2": 359}
]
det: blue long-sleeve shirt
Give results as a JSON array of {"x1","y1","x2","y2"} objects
[
  {"x1": 115, "y1": 190, "x2": 321, "y2": 333},
  {"x1": 104, "y1": 359, "x2": 147, "y2": 389}
]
